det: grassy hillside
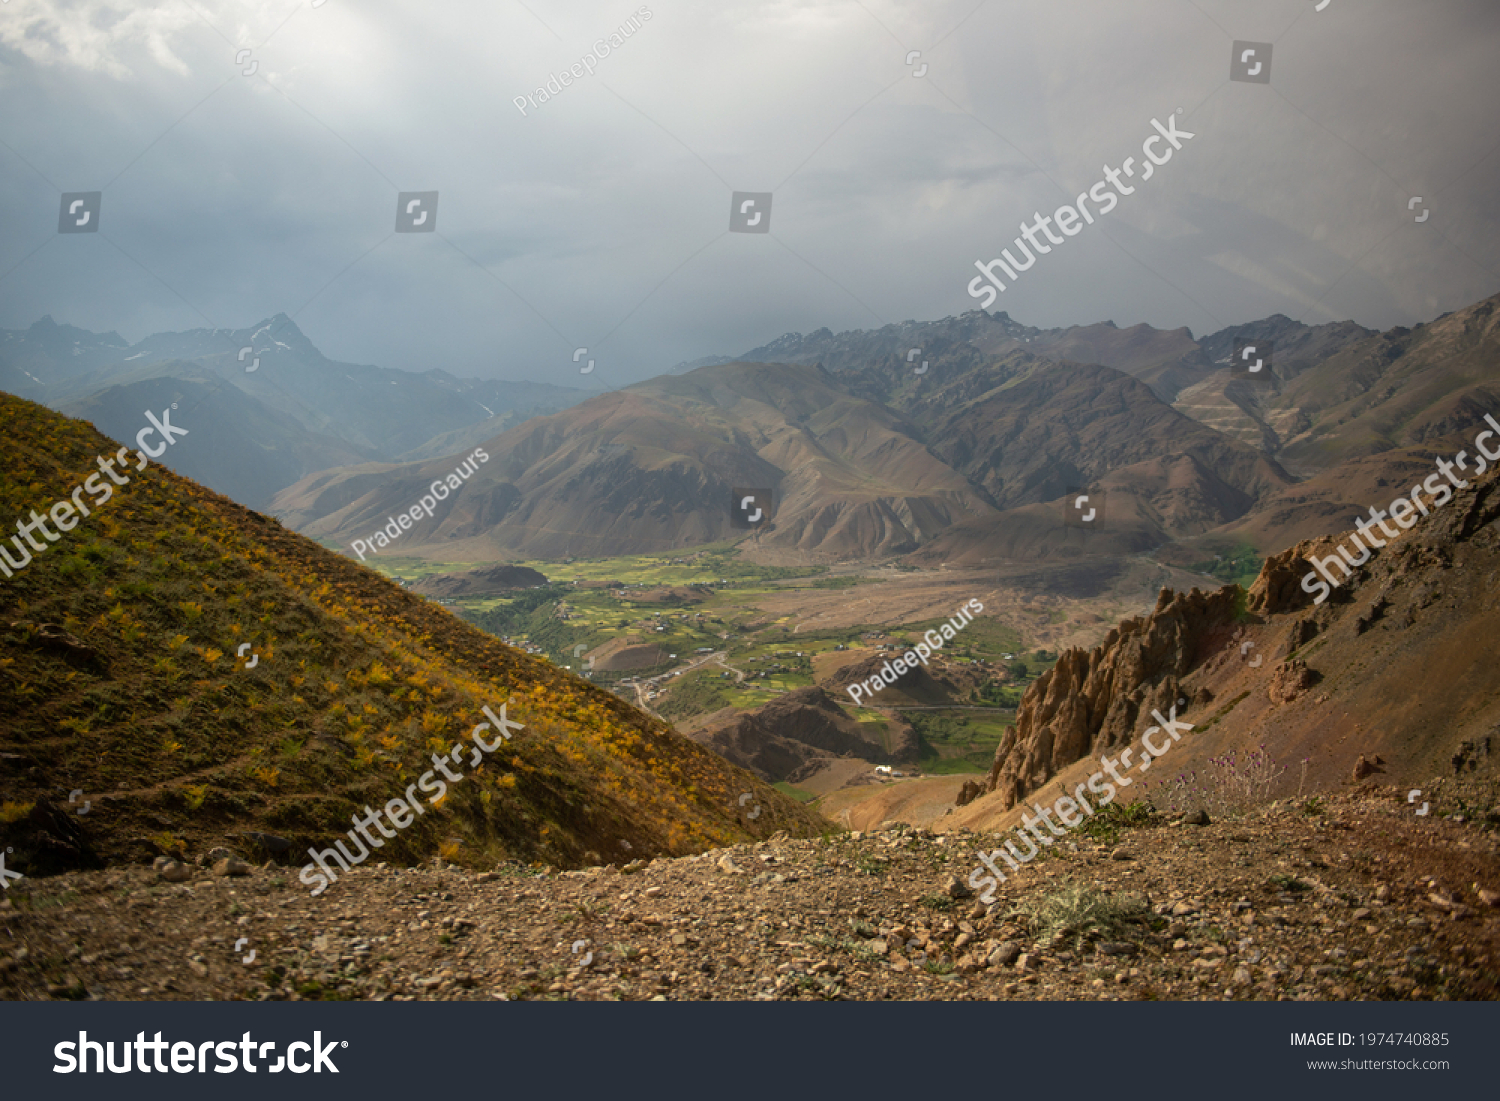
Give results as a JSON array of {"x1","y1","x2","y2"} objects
[{"x1": 0, "y1": 393, "x2": 824, "y2": 877}]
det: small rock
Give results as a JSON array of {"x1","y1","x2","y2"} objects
[
  {"x1": 987, "y1": 943, "x2": 1021, "y2": 968},
  {"x1": 944, "y1": 875, "x2": 973, "y2": 900},
  {"x1": 212, "y1": 857, "x2": 252, "y2": 877},
  {"x1": 1478, "y1": 889, "x2": 1499, "y2": 908},
  {"x1": 717, "y1": 855, "x2": 743, "y2": 875},
  {"x1": 157, "y1": 860, "x2": 191, "y2": 882},
  {"x1": 1183, "y1": 809, "x2": 1210, "y2": 826},
  {"x1": 1110, "y1": 849, "x2": 1135, "y2": 861}
]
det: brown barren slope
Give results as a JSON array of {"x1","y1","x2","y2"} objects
[{"x1": 941, "y1": 458, "x2": 1500, "y2": 836}]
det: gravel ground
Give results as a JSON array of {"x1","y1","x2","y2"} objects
[{"x1": 3, "y1": 790, "x2": 1497, "y2": 1002}]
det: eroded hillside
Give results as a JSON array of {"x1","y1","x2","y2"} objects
[{"x1": 948, "y1": 456, "x2": 1500, "y2": 833}]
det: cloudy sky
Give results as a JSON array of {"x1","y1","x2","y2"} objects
[{"x1": 1, "y1": 0, "x2": 1497, "y2": 388}]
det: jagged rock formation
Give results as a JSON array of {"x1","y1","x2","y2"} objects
[
  {"x1": 975, "y1": 457, "x2": 1500, "y2": 817},
  {"x1": 983, "y1": 586, "x2": 1242, "y2": 810}
]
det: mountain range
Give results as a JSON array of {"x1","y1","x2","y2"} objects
[
  {"x1": 266, "y1": 291, "x2": 1500, "y2": 575},
  {"x1": 14, "y1": 293, "x2": 1498, "y2": 575}
]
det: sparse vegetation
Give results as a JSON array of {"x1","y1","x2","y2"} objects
[
  {"x1": 1078, "y1": 799, "x2": 1158, "y2": 846},
  {"x1": 1010, "y1": 881, "x2": 1151, "y2": 951},
  {"x1": 0, "y1": 394, "x2": 825, "y2": 873}
]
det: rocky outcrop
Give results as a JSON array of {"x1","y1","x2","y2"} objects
[
  {"x1": 984, "y1": 587, "x2": 1242, "y2": 810},
  {"x1": 410, "y1": 565, "x2": 548, "y2": 597},
  {"x1": 827, "y1": 652, "x2": 949, "y2": 705},
  {"x1": 1246, "y1": 536, "x2": 1342, "y2": 615},
  {"x1": 1268, "y1": 658, "x2": 1317, "y2": 705},
  {"x1": 691, "y1": 687, "x2": 918, "y2": 781},
  {"x1": 0, "y1": 797, "x2": 103, "y2": 876}
]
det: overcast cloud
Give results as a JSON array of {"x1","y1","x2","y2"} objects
[{"x1": 1, "y1": 0, "x2": 1497, "y2": 389}]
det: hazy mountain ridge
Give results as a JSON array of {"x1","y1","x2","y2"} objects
[{"x1": 1, "y1": 313, "x2": 592, "y2": 507}]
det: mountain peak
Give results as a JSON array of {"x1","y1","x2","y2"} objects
[{"x1": 24, "y1": 314, "x2": 127, "y2": 347}]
